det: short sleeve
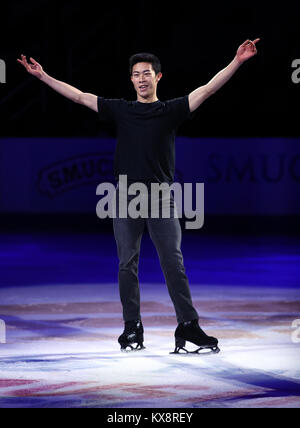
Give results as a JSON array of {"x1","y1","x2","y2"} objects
[
  {"x1": 166, "y1": 95, "x2": 194, "y2": 127},
  {"x1": 97, "y1": 97, "x2": 123, "y2": 123}
]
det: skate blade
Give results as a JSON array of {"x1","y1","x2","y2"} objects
[
  {"x1": 120, "y1": 344, "x2": 146, "y2": 353},
  {"x1": 170, "y1": 346, "x2": 220, "y2": 355}
]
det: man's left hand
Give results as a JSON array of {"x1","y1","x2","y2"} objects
[{"x1": 236, "y1": 38, "x2": 260, "y2": 64}]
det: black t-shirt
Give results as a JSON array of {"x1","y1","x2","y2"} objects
[{"x1": 97, "y1": 95, "x2": 192, "y2": 184}]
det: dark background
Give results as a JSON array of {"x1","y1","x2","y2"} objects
[
  {"x1": 0, "y1": 1, "x2": 299, "y2": 235},
  {"x1": 0, "y1": 1, "x2": 299, "y2": 138}
]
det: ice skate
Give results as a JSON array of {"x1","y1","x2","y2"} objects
[
  {"x1": 118, "y1": 320, "x2": 145, "y2": 352},
  {"x1": 170, "y1": 319, "x2": 220, "y2": 355}
]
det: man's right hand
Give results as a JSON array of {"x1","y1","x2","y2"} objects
[
  {"x1": 17, "y1": 55, "x2": 44, "y2": 79},
  {"x1": 16, "y1": 54, "x2": 98, "y2": 112}
]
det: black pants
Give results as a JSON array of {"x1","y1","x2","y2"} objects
[{"x1": 112, "y1": 183, "x2": 199, "y2": 324}]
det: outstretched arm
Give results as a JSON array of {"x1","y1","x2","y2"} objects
[
  {"x1": 188, "y1": 38, "x2": 260, "y2": 112},
  {"x1": 17, "y1": 55, "x2": 98, "y2": 112}
]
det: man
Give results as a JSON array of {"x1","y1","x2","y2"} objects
[{"x1": 18, "y1": 38, "x2": 260, "y2": 354}]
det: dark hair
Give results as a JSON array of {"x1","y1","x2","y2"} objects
[{"x1": 129, "y1": 53, "x2": 161, "y2": 75}]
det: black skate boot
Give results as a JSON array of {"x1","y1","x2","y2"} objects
[
  {"x1": 118, "y1": 320, "x2": 145, "y2": 352},
  {"x1": 170, "y1": 319, "x2": 220, "y2": 355}
]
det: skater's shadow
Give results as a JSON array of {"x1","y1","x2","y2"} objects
[
  {"x1": 0, "y1": 352, "x2": 125, "y2": 373},
  {"x1": 167, "y1": 356, "x2": 300, "y2": 404},
  {"x1": 0, "y1": 315, "x2": 93, "y2": 339}
]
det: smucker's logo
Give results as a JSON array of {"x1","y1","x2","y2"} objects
[{"x1": 38, "y1": 152, "x2": 115, "y2": 197}]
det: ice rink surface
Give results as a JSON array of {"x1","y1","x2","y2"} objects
[{"x1": 0, "y1": 233, "x2": 299, "y2": 408}]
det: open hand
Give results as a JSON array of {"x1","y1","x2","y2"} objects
[
  {"x1": 17, "y1": 55, "x2": 44, "y2": 79},
  {"x1": 236, "y1": 39, "x2": 260, "y2": 64}
]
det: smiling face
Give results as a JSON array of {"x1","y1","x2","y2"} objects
[{"x1": 131, "y1": 62, "x2": 162, "y2": 103}]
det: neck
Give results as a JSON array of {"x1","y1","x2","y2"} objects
[{"x1": 136, "y1": 94, "x2": 159, "y2": 103}]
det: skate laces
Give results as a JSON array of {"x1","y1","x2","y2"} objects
[
  {"x1": 182, "y1": 319, "x2": 198, "y2": 327},
  {"x1": 183, "y1": 321, "x2": 192, "y2": 327},
  {"x1": 124, "y1": 320, "x2": 141, "y2": 334}
]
